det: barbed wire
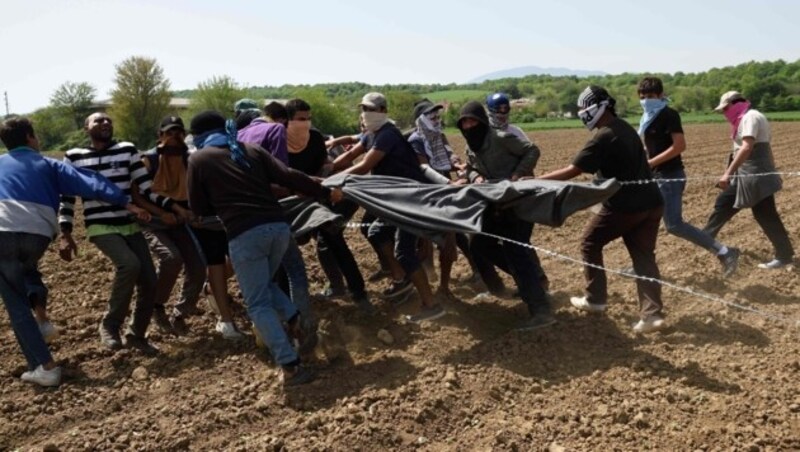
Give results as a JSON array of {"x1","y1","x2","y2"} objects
[
  {"x1": 344, "y1": 221, "x2": 798, "y2": 327},
  {"x1": 600, "y1": 171, "x2": 800, "y2": 186}
]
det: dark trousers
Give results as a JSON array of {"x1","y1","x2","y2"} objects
[
  {"x1": 471, "y1": 209, "x2": 550, "y2": 316},
  {"x1": 318, "y1": 226, "x2": 365, "y2": 296},
  {"x1": 0, "y1": 232, "x2": 52, "y2": 370},
  {"x1": 317, "y1": 200, "x2": 361, "y2": 294},
  {"x1": 581, "y1": 206, "x2": 663, "y2": 319},
  {"x1": 145, "y1": 227, "x2": 206, "y2": 316},
  {"x1": 703, "y1": 187, "x2": 794, "y2": 262},
  {"x1": 89, "y1": 232, "x2": 157, "y2": 337}
]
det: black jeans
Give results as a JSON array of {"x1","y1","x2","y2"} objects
[
  {"x1": 471, "y1": 208, "x2": 550, "y2": 316},
  {"x1": 703, "y1": 186, "x2": 794, "y2": 262}
]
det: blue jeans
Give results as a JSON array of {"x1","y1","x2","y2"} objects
[
  {"x1": 281, "y1": 238, "x2": 312, "y2": 322},
  {"x1": 0, "y1": 232, "x2": 52, "y2": 370},
  {"x1": 656, "y1": 169, "x2": 721, "y2": 253},
  {"x1": 228, "y1": 222, "x2": 298, "y2": 366}
]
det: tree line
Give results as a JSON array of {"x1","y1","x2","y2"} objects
[{"x1": 6, "y1": 58, "x2": 800, "y2": 152}]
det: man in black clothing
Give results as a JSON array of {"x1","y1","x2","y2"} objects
[
  {"x1": 187, "y1": 111, "x2": 343, "y2": 386},
  {"x1": 540, "y1": 86, "x2": 666, "y2": 334}
]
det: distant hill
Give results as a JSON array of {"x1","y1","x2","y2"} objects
[{"x1": 469, "y1": 66, "x2": 607, "y2": 83}]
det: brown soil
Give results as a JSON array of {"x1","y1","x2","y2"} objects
[{"x1": 1, "y1": 122, "x2": 799, "y2": 451}]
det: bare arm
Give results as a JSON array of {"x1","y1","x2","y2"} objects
[
  {"x1": 648, "y1": 132, "x2": 686, "y2": 169},
  {"x1": 338, "y1": 148, "x2": 386, "y2": 176},
  {"x1": 332, "y1": 141, "x2": 366, "y2": 172},
  {"x1": 718, "y1": 136, "x2": 755, "y2": 189},
  {"x1": 538, "y1": 165, "x2": 583, "y2": 181}
]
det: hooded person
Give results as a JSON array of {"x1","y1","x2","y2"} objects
[
  {"x1": 456, "y1": 101, "x2": 554, "y2": 332},
  {"x1": 539, "y1": 85, "x2": 666, "y2": 334},
  {"x1": 486, "y1": 92, "x2": 530, "y2": 143},
  {"x1": 408, "y1": 99, "x2": 460, "y2": 178}
]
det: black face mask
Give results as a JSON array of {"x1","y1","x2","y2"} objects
[{"x1": 461, "y1": 122, "x2": 489, "y2": 151}]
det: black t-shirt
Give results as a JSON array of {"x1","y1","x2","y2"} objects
[
  {"x1": 643, "y1": 106, "x2": 684, "y2": 174},
  {"x1": 288, "y1": 129, "x2": 328, "y2": 176},
  {"x1": 370, "y1": 123, "x2": 427, "y2": 183},
  {"x1": 573, "y1": 117, "x2": 663, "y2": 212}
]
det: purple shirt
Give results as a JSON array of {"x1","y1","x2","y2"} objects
[{"x1": 236, "y1": 118, "x2": 288, "y2": 165}]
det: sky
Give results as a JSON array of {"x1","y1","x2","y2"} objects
[{"x1": 2, "y1": 0, "x2": 800, "y2": 114}]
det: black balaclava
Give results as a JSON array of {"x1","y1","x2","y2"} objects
[{"x1": 457, "y1": 101, "x2": 490, "y2": 151}]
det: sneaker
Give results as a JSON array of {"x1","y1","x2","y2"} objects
[
  {"x1": 38, "y1": 321, "x2": 59, "y2": 344},
  {"x1": 367, "y1": 268, "x2": 391, "y2": 282},
  {"x1": 632, "y1": 317, "x2": 666, "y2": 334},
  {"x1": 99, "y1": 323, "x2": 123, "y2": 350},
  {"x1": 281, "y1": 364, "x2": 315, "y2": 387},
  {"x1": 758, "y1": 258, "x2": 793, "y2": 269},
  {"x1": 171, "y1": 315, "x2": 189, "y2": 336},
  {"x1": 405, "y1": 304, "x2": 446, "y2": 323},
  {"x1": 515, "y1": 313, "x2": 557, "y2": 331},
  {"x1": 718, "y1": 247, "x2": 740, "y2": 278},
  {"x1": 215, "y1": 321, "x2": 245, "y2": 340},
  {"x1": 152, "y1": 308, "x2": 175, "y2": 335},
  {"x1": 124, "y1": 333, "x2": 160, "y2": 356},
  {"x1": 383, "y1": 279, "x2": 414, "y2": 305},
  {"x1": 570, "y1": 296, "x2": 607, "y2": 313},
  {"x1": 21, "y1": 365, "x2": 61, "y2": 387}
]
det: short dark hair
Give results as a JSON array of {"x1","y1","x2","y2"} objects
[
  {"x1": 638, "y1": 77, "x2": 664, "y2": 96},
  {"x1": 263, "y1": 101, "x2": 288, "y2": 122},
  {"x1": 285, "y1": 98, "x2": 311, "y2": 120},
  {"x1": 0, "y1": 116, "x2": 35, "y2": 149}
]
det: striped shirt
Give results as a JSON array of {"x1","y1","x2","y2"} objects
[{"x1": 58, "y1": 141, "x2": 173, "y2": 232}]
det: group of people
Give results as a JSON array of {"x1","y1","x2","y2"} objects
[{"x1": 0, "y1": 76, "x2": 793, "y2": 388}]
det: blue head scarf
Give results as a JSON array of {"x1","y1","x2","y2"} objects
[{"x1": 193, "y1": 119, "x2": 251, "y2": 170}]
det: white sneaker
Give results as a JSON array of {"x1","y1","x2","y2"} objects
[
  {"x1": 757, "y1": 259, "x2": 793, "y2": 269},
  {"x1": 215, "y1": 321, "x2": 244, "y2": 340},
  {"x1": 569, "y1": 296, "x2": 607, "y2": 313},
  {"x1": 21, "y1": 365, "x2": 61, "y2": 387},
  {"x1": 38, "y1": 321, "x2": 59, "y2": 344},
  {"x1": 632, "y1": 317, "x2": 666, "y2": 334}
]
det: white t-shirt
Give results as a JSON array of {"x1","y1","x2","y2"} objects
[{"x1": 737, "y1": 109, "x2": 770, "y2": 144}]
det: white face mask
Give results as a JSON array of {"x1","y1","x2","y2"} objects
[
  {"x1": 578, "y1": 101, "x2": 608, "y2": 131},
  {"x1": 361, "y1": 111, "x2": 388, "y2": 132}
]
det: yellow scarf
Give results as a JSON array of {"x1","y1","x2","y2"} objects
[
  {"x1": 287, "y1": 120, "x2": 311, "y2": 153},
  {"x1": 151, "y1": 154, "x2": 188, "y2": 201}
]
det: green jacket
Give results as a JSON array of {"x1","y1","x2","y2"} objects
[{"x1": 465, "y1": 130, "x2": 540, "y2": 182}]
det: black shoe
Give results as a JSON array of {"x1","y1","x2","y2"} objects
[
  {"x1": 99, "y1": 323, "x2": 123, "y2": 350},
  {"x1": 152, "y1": 307, "x2": 175, "y2": 335},
  {"x1": 382, "y1": 279, "x2": 413, "y2": 299},
  {"x1": 719, "y1": 247, "x2": 740, "y2": 278},
  {"x1": 367, "y1": 269, "x2": 391, "y2": 282},
  {"x1": 282, "y1": 364, "x2": 315, "y2": 387},
  {"x1": 515, "y1": 313, "x2": 557, "y2": 331},
  {"x1": 124, "y1": 334, "x2": 160, "y2": 356}
]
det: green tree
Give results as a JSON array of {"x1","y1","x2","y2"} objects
[
  {"x1": 293, "y1": 88, "x2": 358, "y2": 137},
  {"x1": 188, "y1": 75, "x2": 249, "y2": 120},
  {"x1": 28, "y1": 107, "x2": 74, "y2": 151},
  {"x1": 50, "y1": 81, "x2": 96, "y2": 129},
  {"x1": 109, "y1": 56, "x2": 171, "y2": 149}
]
